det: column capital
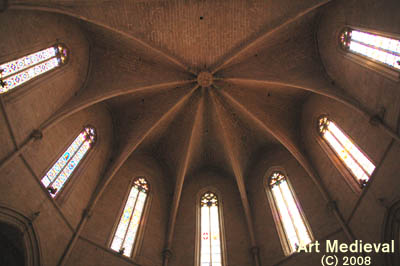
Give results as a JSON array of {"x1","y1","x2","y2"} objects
[
  {"x1": 31, "y1": 129, "x2": 43, "y2": 140},
  {"x1": 162, "y1": 248, "x2": 173, "y2": 259}
]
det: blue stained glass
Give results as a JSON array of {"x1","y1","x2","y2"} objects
[
  {"x1": 63, "y1": 164, "x2": 73, "y2": 176},
  {"x1": 68, "y1": 161, "x2": 76, "y2": 170},
  {"x1": 41, "y1": 127, "x2": 96, "y2": 197},
  {"x1": 58, "y1": 173, "x2": 67, "y2": 183},
  {"x1": 2, "y1": 57, "x2": 60, "y2": 93},
  {"x1": 0, "y1": 47, "x2": 57, "y2": 78},
  {"x1": 63, "y1": 152, "x2": 71, "y2": 160},
  {"x1": 54, "y1": 164, "x2": 61, "y2": 172},
  {"x1": 58, "y1": 172, "x2": 68, "y2": 183},
  {"x1": 0, "y1": 45, "x2": 67, "y2": 94}
]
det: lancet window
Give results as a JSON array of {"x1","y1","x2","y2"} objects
[
  {"x1": 0, "y1": 44, "x2": 68, "y2": 94},
  {"x1": 267, "y1": 171, "x2": 313, "y2": 254},
  {"x1": 110, "y1": 177, "x2": 149, "y2": 257},
  {"x1": 318, "y1": 116, "x2": 375, "y2": 188},
  {"x1": 41, "y1": 126, "x2": 96, "y2": 197},
  {"x1": 199, "y1": 191, "x2": 225, "y2": 266},
  {"x1": 340, "y1": 28, "x2": 400, "y2": 71}
]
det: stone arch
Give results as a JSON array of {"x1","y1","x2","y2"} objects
[{"x1": 0, "y1": 206, "x2": 41, "y2": 266}]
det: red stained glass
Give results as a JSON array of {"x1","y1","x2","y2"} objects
[{"x1": 200, "y1": 192, "x2": 223, "y2": 265}]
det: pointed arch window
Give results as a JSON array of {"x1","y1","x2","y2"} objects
[
  {"x1": 41, "y1": 126, "x2": 96, "y2": 197},
  {"x1": 267, "y1": 171, "x2": 313, "y2": 255},
  {"x1": 110, "y1": 177, "x2": 149, "y2": 257},
  {"x1": 198, "y1": 191, "x2": 225, "y2": 266},
  {"x1": 0, "y1": 44, "x2": 68, "y2": 94},
  {"x1": 318, "y1": 116, "x2": 376, "y2": 188},
  {"x1": 340, "y1": 27, "x2": 400, "y2": 72}
]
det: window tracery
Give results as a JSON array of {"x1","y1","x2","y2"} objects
[
  {"x1": 267, "y1": 171, "x2": 313, "y2": 255},
  {"x1": 340, "y1": 28, "x2": 400, "y2": 72},
  {"x1": 41, "y1": 126, "x2": 96, "y2": 197},
  {"x1": 0, "y1": 44, "x2": 68, "y2": 94},
  {"x1": 318, "y1": 116, "x2": 375, "y2": 188},
  {"x1": 110, "y1": 177, "x2": 149, "y2": 257},
  {"x1": 199, "y1": 191, "x2": 224, "y2": 266}
]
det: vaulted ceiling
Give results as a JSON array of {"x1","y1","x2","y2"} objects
[
  {"x1": 5, "y1": 1, "x2": 339, "y2": 244},
  {"x1": 5, "y1": 0, "x2": 400, "y2": 264},
  {"x1": 8, "y1": 0, "x2": 334, "y2": 183}
]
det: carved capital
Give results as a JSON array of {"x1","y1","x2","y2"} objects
[
  {"x1": 162, "y1": 248, "x2": 173, "y2": 259},
  {"x1": 31, "y1": 129, "x2": 43, "y2": 140}
]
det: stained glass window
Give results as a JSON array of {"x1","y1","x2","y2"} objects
[
  {"x1": 0, "y1": 44, "x2": 68, "y2": 94},
  {"x1": 200, "y1": 192, "x2": 223, "y2": 266},
  {"x1": 110, "y1": 177, "x2": 149, "y2": 257},
  {"x1": 41, "y1": 126, "x2": 96, "y2": 197},
  {"x1": 319, "y1": 116, "x2": 375, "y2": 188},
  {"x1": 268, "y1": 172, "x2": 312, "y2": 254},
  {"x1": 340, "y1": 28, "x2": 400, "y2": 71}
]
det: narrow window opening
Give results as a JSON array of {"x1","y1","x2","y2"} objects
[
  {"x1": 267, "y1": 171, "x2": 313, "y2": 255},
  {"x1": 340, "y1": 28, "x2": 400, "y2": 72},
  {"x1": 110, "y1": 177, "x2": 149, "y2": 257},
  {"x1": 41, "y1": 126, "x2": 96, "y2": 197},
  {"x1": 200, "y1": 192, "x2": 224, "y2": 266},
  {"x1": 0, "y1": 44, "x2": 68, "y2": 94},
  {"x1": 318, "y1": 116, "x2": 376, "y2": 188}
]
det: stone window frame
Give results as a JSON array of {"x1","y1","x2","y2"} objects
[
  {"x1": 107, "y1": 176, "x2": 152, "y2": 261},
  {"x1": 195, "y1": 186, "x2": 228, "y2": 266},
  {"x1": 337, "y1": 25, "x2": 400, "y2": 82},
  {"x1": 314, "y1": 114, "x2": 376, "y2": 194},
  {"x1": 39, "y1": 124, "x2": 98, "y2": 204},
  {"x1": 0, "y1": 205, "x2": 42, "y2": 266},
  {"x1": 0, "y1": 40, "x2": 71, "y2": 102},
  {"x1": 264, "y1": 166, "x2": 314, "y2": 256}
]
